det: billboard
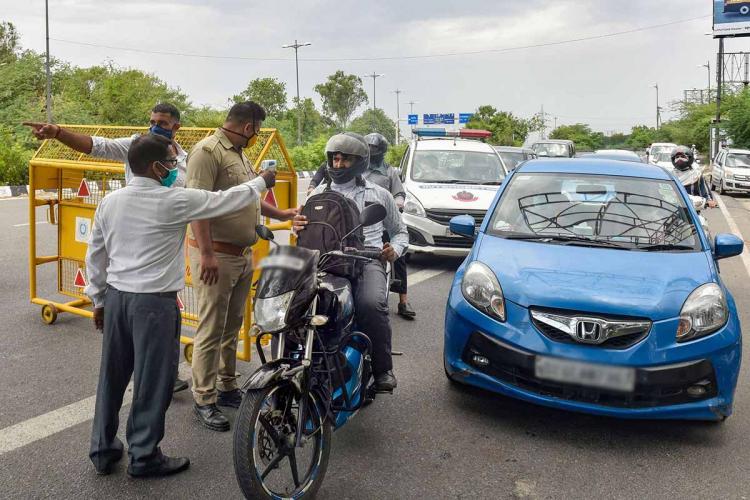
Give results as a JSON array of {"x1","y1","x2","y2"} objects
[{"x1": 713, "y1": 0, "x2": 750, "y2": 37}]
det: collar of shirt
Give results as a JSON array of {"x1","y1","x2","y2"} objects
[
  {"x1": 215, "y1": 128, "x2": 243, "y2": 153},
  {"x1": 128, "y1": 176, "x2": 163, "y2": 188},
  {"x1": 368, "y1": 163, "x2": 389, "y2": 176}
]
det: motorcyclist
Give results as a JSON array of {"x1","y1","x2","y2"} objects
[
  {"x1": 363, "y1": 133, "x2": 415, "y2": 319},
  {"x1": 670, "y1": 146, "x2": 717, "y2": 208},
  {"x1": 293, "y1": 133, "x2": 408, "y2": 392}
]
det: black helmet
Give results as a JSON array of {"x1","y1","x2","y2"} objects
[
  {"x1": 364, "y1": 133, "x2": 389, "y2": 166},
  {"x1": 324, "y1": 132, "x2": 370, "y2": 184},
  {"x1": 671, "y1": 146, "x2": 694, "y2": 171}
]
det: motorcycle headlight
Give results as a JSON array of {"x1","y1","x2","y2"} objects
[
  {"x1": 404, "y1": 191, "x2": 426, "y2": 218},
  {"x1": 254, "y1": 291, "x2": 294, "y2": 333},
  {"x1": 676, "y1": 283, "x2": 728, "y2": 342},
  {"x1": 461, "y1": 261, "x2": 505, "y2": 321}
]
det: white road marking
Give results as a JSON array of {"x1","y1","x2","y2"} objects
[
  {"x1": 408, "y1": 268, "x2": 448, "y2": 286},
  {"x1": 0, "y1": 363, "x2": 191, "y2": 456},
  {"x1": 714, "y1": 194, "x2": 750, "y2": 277},
  {"x1": 13, "y1": 221, "x2": 48, "y2": 228}
]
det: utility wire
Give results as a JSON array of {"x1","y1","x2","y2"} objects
[{"x1": 49, "y1": 14, "x2": 709, "y2": 63}]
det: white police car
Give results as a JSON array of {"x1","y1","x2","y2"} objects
[{"x1": 399, "y1": 128, "x2": 508, "y2": 256}]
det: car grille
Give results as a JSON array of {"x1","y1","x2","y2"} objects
[
  {"x1": 530, "y1": 308, "x2": 650, "y2": 350},
  {"x1": 462, "y1": 332, "x2": 717, "y2": 408},
  {"x1": 733, "y1": 174, "x2": 750, "y2": 181},
  {"x1": 432, "y1": 236, "x2": 474, "y2": 249},
  {"x1": 425, "y1": 209, "x2": 486, "y2": 227}
]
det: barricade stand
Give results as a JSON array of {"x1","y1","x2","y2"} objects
[{"x1": 28, "y1": 126, "x2": 297, "y2": 363}]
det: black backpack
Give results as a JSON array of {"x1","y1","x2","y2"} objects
[{"x1": 297, "y1": 185, "x2": 364, "y2": 278}]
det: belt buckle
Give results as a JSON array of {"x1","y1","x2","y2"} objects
[{"x1": 241, "y1": 246, "x2": 253, "y2": 257}]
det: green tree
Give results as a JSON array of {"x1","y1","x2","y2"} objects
[
  {"x1": 723, "y1": 89, "x2": 750, "y2": 148},
  {"x1": 184, "y1": 106, "x2": 226, "y2": 127},
  {"x1": 233, "y1": 77, "x2": 287, "y2": 118},
  {"x1": 348, "y1": 108, "x2": 397, "y2": 144},
  {"x1": 550, "y1": 123, "x2": 604, "y2": 151},
  {"x1": 288, "y1": 134, "x2": 328, "y2": 171},
  {"x1": 465, "y1": 105, "x2": 530, "y2": 146},
  {"x1": 0, "y1": 125, "x2": 32, "y2": 184},
  {"x1": 627, "y1": 125, "x2": 657, "y2": 149},
  {"x1": 0, "y1": 21, "x2": 19, "y2": 63},
  {"x1": 314, "y1": 71, "x2": 368, "y2": 129}
]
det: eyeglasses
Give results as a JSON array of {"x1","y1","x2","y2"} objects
[{"x1": 162, "y1": 158, "x2": 179, "y2": 165}]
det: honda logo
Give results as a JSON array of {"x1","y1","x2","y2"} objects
[{"x1": 575, "y1": 320, "x2": 603, "y2": 343}]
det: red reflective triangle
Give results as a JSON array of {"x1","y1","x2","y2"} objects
[
  {"x1": 77, "y1": 179, "x2": 91, "y2": 198},
  {"x1": 264, "y1": 188, "x2": 277, "y2": 208},
  {"x1": 176, "y1": 295, "x2": 185, "y2": 311},
  {"x1": 73, "y1": 268, "x2": 87, "y2": 287}
]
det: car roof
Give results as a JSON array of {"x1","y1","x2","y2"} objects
[
  {"x1": 595, "y1": 149, "x2": 639, "y2": 156},
  {"x1": 494, "y1": 146, "x2": 533, "y2": 153},
  {"x1": 532, "y1": 139, "x2": 573, "y2": 145},
  {"x1": 725, "y1": 148, "x2": 750, "y2": 154},
  {"x1": 413, "y1": 138, "x2": 497, "y2": 153},
  {"x1": 516, "y1": 158, "x2": 672, "y2": 179},
  {"x1": 650, "y1": 143, "x2": 677, "y2": 147}
]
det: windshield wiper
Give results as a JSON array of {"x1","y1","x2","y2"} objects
[
  {"x1": 502, "y1": 234, "x2": 630, "y2": 249},
  {"x1": 478, "y1": 180, "x2": 504, "y2": 185},
  {"x1": 636, "y1": 243, "x2": 696, "y2": 252}
]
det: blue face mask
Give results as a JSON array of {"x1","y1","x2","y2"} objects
[
  {"x1": 156, "y1": 162, "x2": 179, "y2": 187},
  {"x1": 149, "y1": 124, "x2": 174, "y2": 139}
]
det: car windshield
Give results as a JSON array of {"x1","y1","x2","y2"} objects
[
  {"x1": 726, "y1": 153, "x2": 750, "y2": 168},
  {"x1": 488, "y1": 173, "x2": 701, "y2": 251},
  {"x1": 410, "y1": 150, "x2": 506, "y2": 184},
  {"x1": 652, "y1": 152, "x2": 673, "y2": 163},
  {"x1": 533, "y1": 143, "x2": 570, "y2": 157},
  {"x1": 498, "y1": 152, "x2": 526, "y2": 170}
]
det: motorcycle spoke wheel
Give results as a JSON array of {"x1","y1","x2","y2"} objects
[{"x1": 234, "y1": 383, "x2": 331, "y2": 499}]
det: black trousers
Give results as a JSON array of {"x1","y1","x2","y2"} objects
[
  {"x1": 390, "y1": 255, "x2": 408, "y2": 295},
  {"x1": 89, "y1": 288, "x2": 180, "y2": 471},
  {"x1": 353, "y1": 261, "x2": 393, "y2": 374}
]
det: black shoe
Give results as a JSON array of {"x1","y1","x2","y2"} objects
[
  {"x1": 127, "y1": 456, "x2": 190, "y2": 478},
  {"x1": 94, "y1": 451, "x2": 123, "y2": 476},
  {"x1": 217, "y1": 389, "x2": 242, "y2": 409},
  {"x1": 173, "y1": 377, "x2": 189, "y2": 393},
  {"x1": 374, "y1": 370, "x2": 398, "y2": 393},
  {"x1": 193, "y1": 403, "x2": 230, "y2": 432},
  {"x1": 397, "y1": 302, "x2": 416, "y2": 319}
]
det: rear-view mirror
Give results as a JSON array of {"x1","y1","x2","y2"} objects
[
  {"x1": 714, "y1": 233, "x2": 744, "y2": 260},
  {"x1": 450, "y1": 215, "x2": 477, "y2": 240},
  {"x1": 360, "y1": 203, "x2": 387, "y2": 226},
  {"x1": 256, "y1": 225, "x2": 275, "y2": 241}
]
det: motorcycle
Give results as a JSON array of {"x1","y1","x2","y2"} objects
[{"x1": 232, "y1": 203, "x2": 388, "y2": 499}]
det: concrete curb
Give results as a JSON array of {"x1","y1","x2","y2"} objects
[
  {"x1": 0, "y1": 185, "x2": 29, "y2": 198},
  {"x1": 296, "y1": 171, "x2": 314, "y2": 178}
]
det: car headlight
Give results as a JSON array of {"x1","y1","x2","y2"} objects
[
  {"x1": 676, "y1": 283, "x2": 728, "y2": 342},
  {"x1": 254, "y1": 291, "x2": 294, "y2": 333},
  {"x1": 725, "y1": 170, "x2": 734, "y2": 180},
  {"x1": 461, "y1": 261, "x2": 505, "y2": 321},
  {"x1": 403, "y1": 191, "x2": 426, "y2": 217}
]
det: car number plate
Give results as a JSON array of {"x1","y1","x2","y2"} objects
[{"x1": 534, "y1": 356, "x2": 635, "y2": 392}]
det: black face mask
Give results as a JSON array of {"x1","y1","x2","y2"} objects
[
  {"x1": 328, "y1": 166, "x2": 358, "y2": 184},
  {"x1": 369, "y1": 154, "x2": 385, "y2": 167}
]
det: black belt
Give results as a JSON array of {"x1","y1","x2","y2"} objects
[{"x1": 108, "y1": 287, "x2": 177, "y2": 299}]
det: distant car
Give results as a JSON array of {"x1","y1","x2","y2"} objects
[
  {"x1": 646, "y1": 143, "x2": 677, "y2": 164},
  {"x1": 710, "y1": 148, "x2": 750, "y2": 194},
  {"x1": 493, "y1": 146, "x2": 536, "y2": 171},
  {"x1": 725, "y1": 0, "x2": 750, "y2": 15},
  {"x1": 444, "y1": 158, "x2": 745, "y2": 421},
  {"x1": 531, "y1": 140, "x2": 576, "y2": 158},
  {"x1": 400, "y1": 128, "x2": 508, "y2": 256},
  {"x1": 581, "y1": 150, "x2": 643, "y2": 163}
]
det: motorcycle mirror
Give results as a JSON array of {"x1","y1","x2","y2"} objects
[
  {"x1": 360, "y1": 203, "x2": 387, "y2": 226},
  {"x1": 256, "y1": 225, "x2": 275, "y2": 241}
]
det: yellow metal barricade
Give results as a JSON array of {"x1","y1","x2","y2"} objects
[{"x1": 28, "y1": 126, "x2": 298, "y2": 363}]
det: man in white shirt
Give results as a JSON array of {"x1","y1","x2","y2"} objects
[{"x1": 85, "y1": 134, "x2": 274, "y2": 478}]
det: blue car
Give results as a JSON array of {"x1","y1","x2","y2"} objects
[{"x1": 444, "y1": 159, "x2": 744, "y2": 421}]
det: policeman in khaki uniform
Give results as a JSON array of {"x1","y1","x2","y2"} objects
[{"x1": 186, "y1": 101, "x2": 297, "y2": 431}]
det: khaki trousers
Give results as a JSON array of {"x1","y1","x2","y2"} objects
[{"x1": 188, "y1": 246, "x2": 253, "y2": 405}]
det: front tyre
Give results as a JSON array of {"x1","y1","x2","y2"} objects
[{"x1": 233, "y1": 383, "x2": 331, "y2": 499}]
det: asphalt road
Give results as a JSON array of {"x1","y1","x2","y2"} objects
[{"x1": 2, "y1": 185, "x2": 750, "y2": 499}]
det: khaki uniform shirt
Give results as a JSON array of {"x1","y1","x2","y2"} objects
[{"x1": 186, "y1": 129, "x2": 260, "y2": 247}]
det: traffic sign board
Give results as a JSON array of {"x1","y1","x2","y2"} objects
[
  {"x1": 459, "y1": 113, "x2": 474, "y2": 124},
  {"x1": 408, "y1": 114, "x2": 418, "y2": 125},
  {"x1": 73, "y1": 268, "x2": 87, "y2": 288},
  {"x1": 77, "y1": 179, "x2": 90, "y2": 198}
]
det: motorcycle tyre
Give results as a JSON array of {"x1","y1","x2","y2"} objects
[{"x1": 233, "y1": 383, "x2": 332, "y2": 500}]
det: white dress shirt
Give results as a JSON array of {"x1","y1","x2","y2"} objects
[
  {"x1": 91, "y1": 134, "x2": 188, "y2": 187},
  {"x1": 85, "y1": 175, "x2": 267, "y2": 308}
]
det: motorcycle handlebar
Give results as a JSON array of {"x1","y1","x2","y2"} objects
[{"x1": 343, "y1": 247, "x2": 383, "y2": 260}]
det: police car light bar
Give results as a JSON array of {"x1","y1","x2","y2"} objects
[{"x1": 413, "y1": 128, "x2": 492, "y2": 139}]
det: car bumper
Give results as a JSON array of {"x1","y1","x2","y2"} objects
[
  {"x1": 724, "y1": 180, "x2": 750, "y2": 192},
  {"x1": 403, "y1": 212, "x2": 473, "y2": 256},
  {"x1": 444, "y1": 281, "x2": 742, "y2": 421}
]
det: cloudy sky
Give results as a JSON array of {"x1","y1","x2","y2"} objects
[{"x1": 3, "y1": 0, "x2": 740, "y2": 133}]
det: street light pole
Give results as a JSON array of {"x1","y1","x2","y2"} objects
[
  {"x1": 363, "y1": 73, "x2": 384, "y2": 110},
  {"x1": 282, "y1": 40, "x2": 312, "y2": 145},
  {"x1": 392, "y1": 89, "x2": 402, "y2": 145},
  {"x1": 652, "y1": 83, "x2": 661, "y2": 129},
  {"x1": 44, "y1": 0, "x2": 52, "y2": 122}
]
